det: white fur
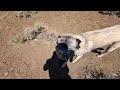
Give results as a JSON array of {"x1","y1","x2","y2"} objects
[{"x1": 58, "y1": 25, "x2": 120, "y2": 63}]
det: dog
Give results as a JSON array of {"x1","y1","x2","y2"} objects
[{"x1": 56, "y1": 25, "x2": 120, "y2": 64}]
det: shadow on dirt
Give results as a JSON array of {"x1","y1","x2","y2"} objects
[{"x1": 43, "y1": 51, "x2": 71, "y2": 79}]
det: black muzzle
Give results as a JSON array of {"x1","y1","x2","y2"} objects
[{"x1": 55, "y1": 43, "x2": 75, "y2": 67}]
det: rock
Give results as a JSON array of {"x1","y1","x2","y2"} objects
[
  {"x1": 112, "y1": 73, "x2": 118, "y2": 76},
  {"x1": 9, "y1": 67, "x2": 14, "y2": 72},
  {"x1": 75, "y1": 74, "x2": 78, "y2": 77},
  {"x1": 4, "y1": 72, "x2": 8, "y2": 76},
  {"x1": 118, "y1": 51, "x2": 120, "y2": 53}
]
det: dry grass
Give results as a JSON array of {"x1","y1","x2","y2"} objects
[
  {"x1": 78, "y1": 67, "x2": 120, "y2": 79},
  {"x1": 98, "y1": 11, "x2": 120, "y2": 17},
  {"x1": 15, "y1": 11, "x2": 38, "y2": 18},
  {"x1": 11, "y1": 24, "x2": 58, "y2": 45},
  {"x1": 11, "y1": 26, "x2": 45, "y2": 44}
]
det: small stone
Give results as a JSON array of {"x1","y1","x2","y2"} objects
[
  {"x1": 6, "y1": 27, "x2": 9, "y2": 29},
  {"x1": 4, "y1": 72, "x2": 8, "y2": 76},
  {"x1": 9, "y1": 67, "x2": 14, "y2": 72},
  {"x1": 119, "y1": 51, "x2": 120, "y2": 53},
  {"x1": 75, "y1": 74, "x2": 78, "y2": 77},
  {"x1": 112, "y1": 73, "x2": 118, "y2": 76},
  {"x1": 96, "y1": 21, "x2": 100, "y2": 23}
]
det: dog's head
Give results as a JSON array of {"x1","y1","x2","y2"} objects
[
  {"x1": 57, "y1": 35, "x2": 81, "y2": 50},
  {"x1": 56, "y1": 35, "x2": 81, "y2": 68}
]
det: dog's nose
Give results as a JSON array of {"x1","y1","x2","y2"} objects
[{"x1": 76, "y1": 46, "x2": 80, "y2": 49}]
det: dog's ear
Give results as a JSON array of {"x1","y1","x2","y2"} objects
[
  {"x1": 76, "y1": 39, "x2": 81, "y2": 49},
  {"x1": 58, "y1": 36, "x2": 61, "y2": 38},
  {"x1": 57, "y1": 36, "x2": 61, "y2": 44}
]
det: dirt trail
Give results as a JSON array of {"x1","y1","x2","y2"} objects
[{"x1": 0, "y1": 11, "x2": 120, "y2": 79}]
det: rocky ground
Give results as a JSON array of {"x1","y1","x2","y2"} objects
[{"x1": 0, "y1": 11, "x2": 120, "y2": 79}]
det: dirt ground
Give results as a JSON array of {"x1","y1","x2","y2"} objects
[{"x1": 0, "y1": 11, "x2": 120, "y2": 79}]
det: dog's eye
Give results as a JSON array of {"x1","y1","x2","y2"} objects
[
  {"x1": 76, "y1": 39, "x2": 81, "y2": 49},
  {"x1": 58, "y1": 36, "x2": 61, "y2": 38},
  {"x1": 76, "y1": 46, "x2": 80, "y2": 49},
  {"x1": 76, "y1": 39, "x2": 81, "y2": 44}
]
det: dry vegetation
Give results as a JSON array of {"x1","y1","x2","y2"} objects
[
  {"x1": 99, "y1": 11, "x2": 120, "y2": 17},
  {"x1": 11, "y1": 26, "x2": 45, "y2": 44},
  {"x1": 15, "y1": 11, "x2": 38, "y2": 18},
  {"x1": 78, "y1": 67, "x2": 120, "y2": 79},
  {"x1": 11, "y1": 26, "x2": 57, "y2": 45}
]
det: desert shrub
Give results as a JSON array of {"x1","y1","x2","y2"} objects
[
  {"x1": 78, "y1": 67, "x2": 120, "y2": 79},
  {"x1": 98, "y1": 11, "x2": 120, "y2": 17},
  {"x1": 11, "y1": 26, "x2": 45, "y2": 44},
  {"x1": 15, "y1": 11, "x2": 38, "y2": 18}
]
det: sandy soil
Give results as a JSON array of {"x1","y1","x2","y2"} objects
[{"x1": 0, "y1": 11, "x2": 120, "y2": 79}]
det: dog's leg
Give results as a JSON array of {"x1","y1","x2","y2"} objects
[
  {"x1": 71, "y1": 55, "x2": 83, "y2": 63},
  {"x1": 71, "y1": 49, "x2": 88, "y2": 63},
  {"x1": 98, "y1": 41, "x2": 120, "y2": 58}
]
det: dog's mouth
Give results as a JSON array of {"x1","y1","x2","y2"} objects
[
  {"x1": 56, "y1": 45, "x2": 75, "y2": 60},
  {"x1": 56, "y1": 43, "x2": 75, "y2": 68}
]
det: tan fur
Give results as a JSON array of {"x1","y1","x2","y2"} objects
[{"x1": 61, "y1": 25, "x2": 120, "y2": 63}]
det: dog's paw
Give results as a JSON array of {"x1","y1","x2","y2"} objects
[
  {"x1": 71, "y1": 55, "x2": 83, "y2": 63},
  {"x1": 71, "y1": 60, "x2": 77, "y2": 63},
  {"x1": 97, "y1": 54, "x2": 105, "y2": 58},
  {"x1": 71, "y1": 60, "x2": 78, "y2": 64}
]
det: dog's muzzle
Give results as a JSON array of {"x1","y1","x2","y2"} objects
[
  {"x1": 56, "y1": 45, "x2": 75, "y2": 68},
  {"x1": 56, "y1": 45, "x2": 75, "y2": 61}
]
